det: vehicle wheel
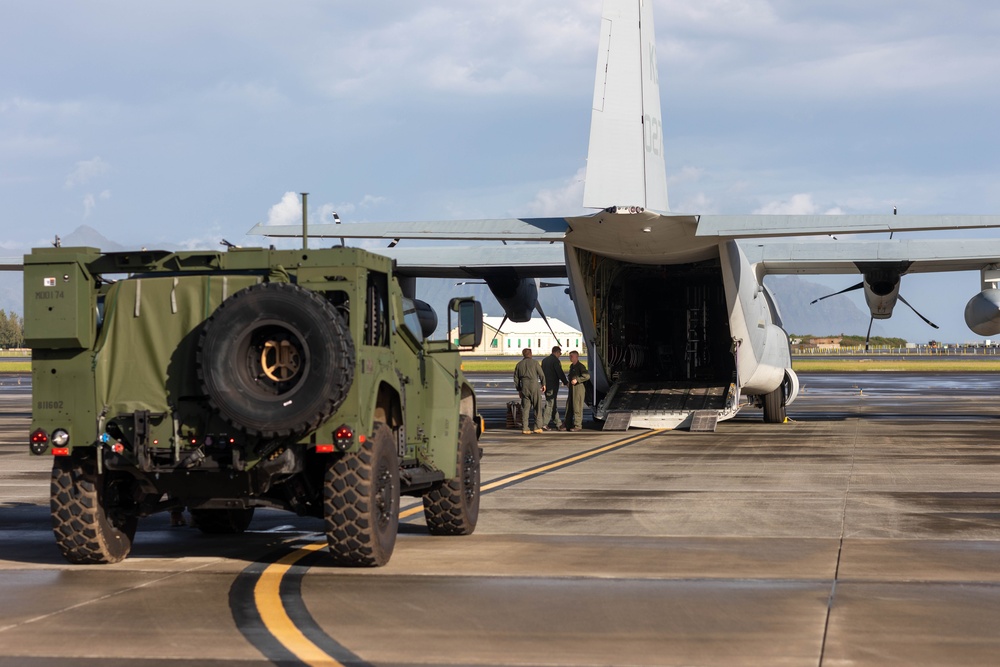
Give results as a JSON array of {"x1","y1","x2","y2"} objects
[
  {"x1": 762, "y1": 386, "x2": 786, "y2": 423},
  {"x1": 197, "y1": 282, "x2": 354, "y2": 439},
  {"x1": 50, "y1": 456, "x2": 138, "y2": 564},
  {"x1": 423, "y1": 415, "x2": 480, "y2": 536},
  {"x1": 323, "y1": 422, "x2": 399, "y2": 566},
  {"x1": 189, "y1": 508, "x2": 255, "y2": 534}
]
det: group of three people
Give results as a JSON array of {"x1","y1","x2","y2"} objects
[{"x1": 513, "y1": 346, "x2": 590, "y2": 434}]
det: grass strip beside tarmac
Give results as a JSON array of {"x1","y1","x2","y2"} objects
[
  {"x1": 0, "y1": 362, "x2": 30, "y2": 373},
  {"x1": 791, "y1": 358, "x2": 1000, "y2": 372},
  {"x1": 461, "y1": 357, "x2": 1000, "y2": 373}
]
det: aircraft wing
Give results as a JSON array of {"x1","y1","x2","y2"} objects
[
  {"x1": 376, "y1": 236, "x2": 1000, "y2": 276},
  {"x1": 741, "y1": 238, "x2": 1000, "y2": 275},
  {"x1": 696, "y1": 214, "x2": 1000, "y2": 238},
  {"x1": 376, "y1": 238, "x2": 1000, "y2": 280},
  {"x1": 247, "y1": 217, "x2": 569, "y2": 242},
  {"x1": 250, "y1": 212, "x2": 1000, "y2": 244},
  {"x1": 249, "y1": 213, "x2": 1000, "y2": 281},
  {"x1": 373, "y1": 245, "x2": 567, "y2": 279},
  {"x1": 0, "y1": 257, "x2": 23, "y2": 271}
]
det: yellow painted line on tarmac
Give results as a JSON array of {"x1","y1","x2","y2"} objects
[
  {"x1": 400, "y1": 504, "x2": 424, "y2": 519},
  {"x1": 254, "y1": 542, "x2": 342, "y2": 667},
  {"x1": 252, "y1": 428, "x2": 665, "y2": 664},
  {"x1": 480, "y1": 429, "x2": 667, "y2": 492}
]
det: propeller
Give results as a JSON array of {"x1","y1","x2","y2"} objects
[
  {"x1": 810, "y1": 282, "x2": 863, "y2": 304},
  {"x1": 898, "y1": 294, "x2": 940, "y2": 330},
  {"x1": 489, "y1": 315, "x2": 509, "y2": 348},
  {"x1": 811, "y1": 279, "x2": 939, "y2": 350},
  {"x1": 456, "y1": 278, "x2": 562, "y2": 346},
  {"x1": 534, "y1": 299, "x2": 560, "y2": 341}
]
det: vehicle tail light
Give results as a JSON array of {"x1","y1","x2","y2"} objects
[
  {"x1": 29, "y1": 429, "x2": 49, "y2": 455},
  {"x1": 334, "y1": 425, "x2": 353, "y2": 451}
]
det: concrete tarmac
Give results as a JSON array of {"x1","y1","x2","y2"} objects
[{"x1": 1, "y1": 372, "x2": 1000, "y2": 666}]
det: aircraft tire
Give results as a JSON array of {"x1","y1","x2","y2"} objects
[
  {"x1": 422, "y1": 415, "x2": 480, "y2": 536},
  {"x1": 762, "y1": 386, "x2": 786, "y2": 423},
  {"x1": 189, "y1": 507, "x2": 255, "y2": 534},
  {"x1": 51, "y1": 455, "x2": 138, "y2": 564},
  {"x1": 323, "y1": 422, "x2": 399, "y2": 567},
  {"x1": 197, "y1": 282, "x2": 354, "y2": 439}
]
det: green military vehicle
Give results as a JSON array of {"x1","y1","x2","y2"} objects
[{"x1": 24, "y1": 244, "x2": 484, "y2": 566}]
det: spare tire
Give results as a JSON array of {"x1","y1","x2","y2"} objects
[{"x1": 197, "y1": 282, "x2": 354, "y2": 439}]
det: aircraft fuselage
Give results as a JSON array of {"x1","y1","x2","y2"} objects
[{"x1": 564, "y1": 211, "x2": 796, "y2": 428}]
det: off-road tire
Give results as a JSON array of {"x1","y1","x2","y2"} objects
[
  {"x1": 189, "y1": 507, "x2": 255, "y2": 534},
  {"x1": 50, "y1": 456, "x2": 138, "y2": 564},
  {"x1": 423, "y1": 415, "x2": 480, "y2": 536},
  {"x1": 323, "y1": 422, "x2": 399, "y2": 566},
  {"x1": 762, "y1": 386, "x2": 786, "y2": 423},
  {"x1": 197, "y1": 282, "x2": 354, "y2": 439}
]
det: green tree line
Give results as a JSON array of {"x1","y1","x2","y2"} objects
[
  {"x1": 793, "y1": 333, "x2": 909, "y2": 348},
  {"x1": 0, "y1": 310, "x2": 25, "y2": 348}
]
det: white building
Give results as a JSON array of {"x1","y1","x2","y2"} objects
[{"x1": 452, "y1": 316, "x2": 586, "y2": 356}]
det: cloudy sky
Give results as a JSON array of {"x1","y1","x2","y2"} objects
[{"x1": 3, "y1": 1, "x2": 999, "y2": 342}]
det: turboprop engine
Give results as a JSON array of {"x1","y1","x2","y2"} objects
[
  {"x1": 484, "y1": 274, "x2": 538, "y2": 323},
  {"x1": 458, "y1": 271, "x2": 563, "y2": 340},
  {"x1": 964, "y1": 289, "x2": 1000, "y2": 336},
  {"x1": 810, "y1": 261, "x2": 937, "y2": 347},
  {"x1": 861, "y1": 267, "x2": 902, "y2": 319}
]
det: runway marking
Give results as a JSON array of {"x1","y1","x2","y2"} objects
[
  {"x1": 0, "y1": 559, "x2": 220, "y2": 634},
  {"x1": 232, "y1": 428, "x2": 665, "y2": 666},
  {"x1": 252, "y1": 544, "x2": 336, "y2": 666},
  {"x1": 818, "y1": 406, "x2": 862, "y2": 667}
]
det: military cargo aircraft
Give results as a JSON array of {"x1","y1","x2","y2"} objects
[
  {"x1": 10, "y1": 1, "x2": 989, "y2": 432},
  {"x1": 251, "y1": 0, "x2": 1000, "y2": 429}
]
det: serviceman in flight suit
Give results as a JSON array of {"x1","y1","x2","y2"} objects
[
  {"x1": 540, "y1": 346, "x2": 568, "y2": 430},
  {"x1": 513, "y1": 348, "x2": 546, "y2": 434},
  {"x1": 564, "y1": 350, "x2": 590, "y2": 432}
]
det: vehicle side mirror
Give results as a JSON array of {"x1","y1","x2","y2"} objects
[{"x1": 450, "y1": 298, "x2": 483, "y2": 348}]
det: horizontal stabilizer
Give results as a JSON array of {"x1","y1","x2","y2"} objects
[{"x1": 248, "y1": 217, "x2": 569, "y2": 241}]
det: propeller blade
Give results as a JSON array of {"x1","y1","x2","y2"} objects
[
  {"x1": 810, "y1": 281, "x2": 864, "y2": 305},
  {"x1": 865, "y1": 316, "x2": 873, "y2": 351},
  {"x1": 539, "y1": 282, "x2": 569, "y2": 288},
  {"x1": 455, "y1": 280, "x2": 487, "y2": 286},
  {"x1": 898, "y1": 294, "x2": 940, "y2": 329},
  {"x1": 534, "y1": 300, "x2": 560, "y2": 341},
  {"x1": 490, "y1": 315, "x2": 509, "y2": 348}
]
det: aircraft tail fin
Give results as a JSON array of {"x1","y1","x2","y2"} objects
[{"x1": 582, "y1": 0, "x2": 669, "y2": 213}]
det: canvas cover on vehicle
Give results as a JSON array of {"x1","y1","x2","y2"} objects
[{"x1": 93, "y1": 274, "x2": 261, "y2": 416}]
